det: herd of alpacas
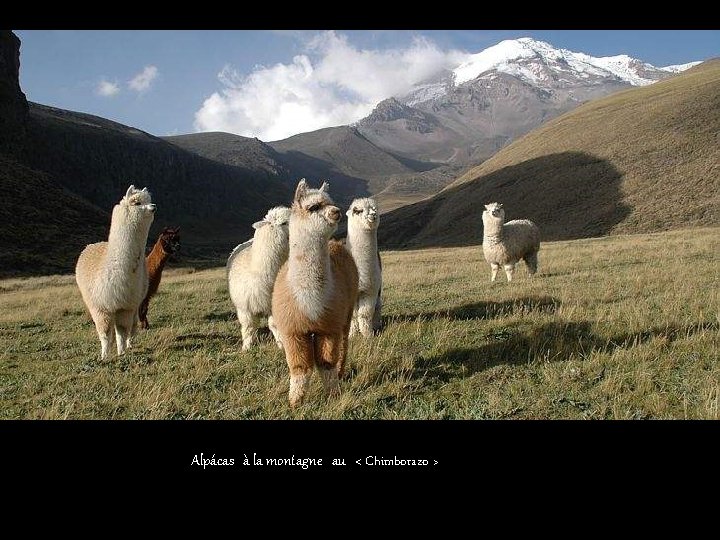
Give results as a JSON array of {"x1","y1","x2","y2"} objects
[{"x1": 75, "y1": 181, "x2": 540, "y2": 406}]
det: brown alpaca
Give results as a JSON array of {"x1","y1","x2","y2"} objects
[
  {"x1": 271, "y1": 179, "x2": 359, "y2": 407},
  {"x1": 139, "y1": 227, "x2": 180, "y2": 329}
]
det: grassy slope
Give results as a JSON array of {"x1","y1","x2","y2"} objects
[
  {"x1": 1, "y1": 227, "x2": 718, "y2": 419},
  {"x1": 379, "y1": 60, "x2": 720, "y2": 249}
]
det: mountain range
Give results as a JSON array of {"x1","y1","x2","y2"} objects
[
  {"x1": 0, "y1": 30, "x2": 709, "y2": 276},
  {"x1": 378, "y1": 59, "x2": 720, "y2": 249},
  {"x1": 357, "y1": 37, "x2": 701, "y2": 166}
]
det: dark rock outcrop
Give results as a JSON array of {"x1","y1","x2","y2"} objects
[{"x1": 0, "y1": 30, "x2": 29, "y2": 148}]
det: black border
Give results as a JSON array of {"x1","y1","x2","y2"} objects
[
  {"x1": 5, "y1": 5, "x2": 717, "y2": 30},
  {"x1": 2, "y1": 420, "x2": 716, "y2": 477}
]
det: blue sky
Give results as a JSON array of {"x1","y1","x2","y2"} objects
[{"x1": 14, "y1": 30, "x2": 720, "y2": 141}]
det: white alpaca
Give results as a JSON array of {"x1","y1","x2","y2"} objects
[
  {"x1": 227, "y1": 206, "x2": 291, "y2": 351},
  {"x1": 75, "y1": 185, "x2": 156, "y2": 360},
  {"x1": 345, "y1": 197, "x2": 382, "y2": 338},
  {"x1": 482, "y1": 202, "x2": 540, "y2": 282}
]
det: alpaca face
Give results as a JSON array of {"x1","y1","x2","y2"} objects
[
  {"x1": 253, "y1": 206, "x2": 291, "y2": 229},
  {"x1": 252, "y1": 206, "x2": 291, "y2": 244},
  {"x1": 347, "y1": 197, "x2": 379, "y2": 231},
  {"x1": 483, "y1": 202, "x2": 505, "y2": 221},
  {"x1": 291, "y1": 180, "x2": 341, "y2": 238},
  {"x1": 119, "y1": 185, "x2": 156, "y2": 228},
  {"x1": 160, "y1": 227, "x2": 181, "y2": 254}
]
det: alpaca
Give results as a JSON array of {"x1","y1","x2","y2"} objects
[
  {"x1": 75, "y1": 185, "x2": 156, "y2": 359},
  {"x1": 271, "y1": 180, "x2": 359, "y2": 407},
  {"x1": 138, "y1": 226, "x2": 180, "y2": 330},
  {"x1": 482, "y1": 202, "x2": 540, "y2": 282},
  {"x1": 227, "y1": 206, "x2": 291, "y2": 351},
  {"x1": 345, "y1": 197, "x2": 382, "y2": 338}
]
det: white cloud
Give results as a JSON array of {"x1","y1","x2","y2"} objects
[
  {"x1": 129, "y1": 65, "x2": 159, "y2": 92},
  {"x1": 96, "y1": 79, "x2": 120, "y2": 97},
  {"x1": 194, "y1": 31, "x2": 468, "y2": 141}
]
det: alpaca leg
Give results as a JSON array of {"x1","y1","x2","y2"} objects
[
  {"x1": 114, "y1": 309, "x2": 135, "y2": 356},
  {"x1": 525, "y1": 252, "x2": 538, "y2": 275},
  {"x1": 314, "y1": 334, "x2": 342, "y2": 398},
  {"x1": 127, "y1": 312, "x2": 141, "y2": 349},
  {"x1": 490, "y1": 263, "x2": 501, "y2": 282},
  {"x1": 268, "y1": 315, "x2": 283, "y2": 350},
  {"x1": 237, "y1": 311, "x2": 258, "y2": 351},
  {"x1": 284, "y1": 335, "x2": 314, "y2": 407},
  {"x1": 338, "y1": 332, "x2": 350, "y2": 380},
  {"x1": 91, "y1": 309, "x2": 114, "y2": 361},
  {"x1": 503, "y1": 263, "x2": 516, "y2": 282},
  {"x1": 355, "y1": 294, "x2": 376, "y2": 338},
  {"x1": 349, "y1": 301, "x2": 360, "y2": 338},
  {"x1": 372, "y1": 293, "x2": 382, "y2": 333},
  {"x1": 337, "y1": 313, "x2": 353, "y2": 379},
  {"x1": 138, "y1": 299, "x2": 149, "y2": 330}
]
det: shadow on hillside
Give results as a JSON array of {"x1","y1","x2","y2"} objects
[
  {"x1": 382, "y1": 296, "x2": 560, "y2": 327},
  {"x1": 379, "y1": 151, "x2": 631, "y2": 250},
  {"x1": 411, "y1": 321, "x2": 718, "y2": 385}
]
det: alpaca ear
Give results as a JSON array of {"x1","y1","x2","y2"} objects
[
  {"x1": 346, "y1": 208, "x2": 352, "y2": 217},
  {"x1": 319, "y1": 181, "x2": 330, "y2": 193},
  {"x1": 294, "y1": 179, "x2": 308, "y2": 203},
  {"x1": 252, "y1": 220, "x2": 268, "y2": 229},
  {"x1": 126, "y1": 185, "x2": 136, "y2": 198}
]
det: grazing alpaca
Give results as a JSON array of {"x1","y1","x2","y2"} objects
[
  {"x1": 138, "y1": 227, "x2": 181, "y2": 330},
  {"x1": 227, "y1": 206, "x2": 291, "y2": 351},
  {"x1": 75, "y1": 185, "x2": 156, "y2": 359},
  {"x1": 345, "y1": 197, "x2": 382, "y2": 338},
  {"x1": 482, "y1": 202, "x2": 540, "y2": 282},
  {"x1": 271, "y1": 180, "x2": 359, "y2": 407}
]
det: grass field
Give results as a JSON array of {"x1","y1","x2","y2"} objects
[{"x1": 1, "y1": 227, "x2": 718, "y2": 419}]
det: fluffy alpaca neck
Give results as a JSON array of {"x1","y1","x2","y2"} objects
[
  {"x1": 147, "y1": 241, "x2": 171, "y2": 273},
  {"x1": 347, "y1": 225, "x2": 378, "y2": 270},
  {"x1": 105, "y1": 210, "x2": 150, "y2": 275},
  {"x1": 483, "y1": 216, "x2": 504, "y2": 244},
  {"x1": 250, "y1": 229, "x2": 285, "y2": 277},
  {"x1": 287, "y1": 225, "x2": 333, "y2": 321}
]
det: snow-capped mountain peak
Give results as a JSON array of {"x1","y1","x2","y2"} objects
[
  {"x1": 661, "y1": 61, "x2": 703, "y2": 73},
  {"x1": 454, "y1": 38, "x2": 555, "y2": 85},
  {"x1": 360, "y1": 37, "x2": 703, "y2": 168},
  {"x1": 451, "y1": 37, "x2": 697, "y2": 88},
  {"x1": 400, "y1": 38, "x2": 700, "y2": 108}
]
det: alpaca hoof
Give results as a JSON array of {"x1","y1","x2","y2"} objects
[
  {"x1": 275, "y1": 341, "x2": 284, "y2": 350},
  {"x1": 242, "y1": 342, "x2": 252, "y2": 352},
  {"x1": 289, "y1": 396, "x2": 302, "y2": 408}
]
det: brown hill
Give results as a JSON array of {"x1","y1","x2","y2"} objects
[
  {"x1": 379, "y1": 60, "x2": 720, "y2": 249},
  {"x1": 0, "y1": 155, "x2": 108, "y2": 277},
  {"x1": 165, "y1": 131, "x2": 294, "y2": 182},
  {"x1": 14, "y1": 104, "x2": 289, "y2": 259},
  {"x1": 170, "y1": 126, "x2": 455, "y2": 213}
]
